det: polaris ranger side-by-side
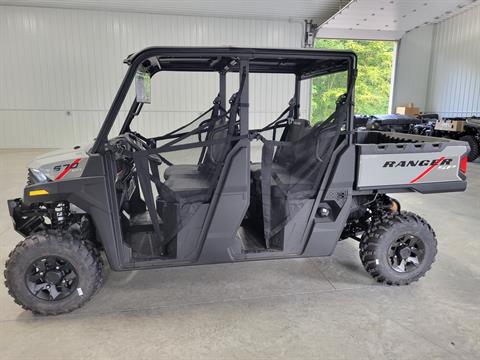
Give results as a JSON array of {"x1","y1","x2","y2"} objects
[{"x1": 5, "y1": 47, "x2": 469, "y2": 315}]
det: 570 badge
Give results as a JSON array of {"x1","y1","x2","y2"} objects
[
  {"x1": 53, "y1": 158, "x2": 82, "y2": 180},
  {"x1": 53, "y1": 162, "x2": 79, "y2": 172}
]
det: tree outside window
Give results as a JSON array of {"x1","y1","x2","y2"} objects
[{"x1": 311, "y1": 39, "x2": 395, "y2": 123}]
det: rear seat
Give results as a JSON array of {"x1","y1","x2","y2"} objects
[
  {"x1": 247, "y1": 118, "x2": 312, "y2": 227},
  {"x1": 252, "y1": 118, "x2": 339, "y2": 198},
  {"x1": 250, "y1": 119, "x2": 311, "y2": 179}
]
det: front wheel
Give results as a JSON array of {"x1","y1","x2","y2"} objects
[
  {"x1": 359, "y1": 211, "x2": 437, "y2": 285},
  {"x1": 4, "y1": 231, "x2": 103, "y2": 315}
]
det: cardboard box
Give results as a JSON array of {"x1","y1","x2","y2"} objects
[
  {"x1": 396, "y1": 103, "x2": 420, "y2": 116},
  {"x1": 434, "y1": 119, "x2": 465, "y2": 132}
]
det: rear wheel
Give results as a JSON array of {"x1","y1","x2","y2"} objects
[
  {"x1": 359, "y1": 211, "x2": 437, "y2": 285},
  {"x1": 459, "y1": 134, "x2": 479, "y2": 162},
  {"x1": 4, "y1": 231, "x2": 103, "y2": 315}
]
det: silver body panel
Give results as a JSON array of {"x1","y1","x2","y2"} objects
[
  {"x1": 356, "y1": 141, "x2": 466, "y2": 188},
  {"x1": 28, "y1": 143, "x2": 91, "y2": 181}
]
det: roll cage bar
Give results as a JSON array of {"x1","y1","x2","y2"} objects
[{"x1": 91, "y1": 46, "x2": 357, "y2": 154}]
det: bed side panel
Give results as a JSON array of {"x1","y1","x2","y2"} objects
[{"x1": 356, "y1": 142, "x2": 467, "y2": 190}]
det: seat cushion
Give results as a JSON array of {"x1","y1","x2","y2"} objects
[
  {"x1": 251, "y1": 163, "x2": 314, "y2": 197},
  {"x1": 164, "y1": 165, "x2": 200, "y2": 180},
  {"x1": 164, "y1": 173, "x2": 212, "y2": 203}
]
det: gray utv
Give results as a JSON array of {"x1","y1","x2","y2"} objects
[{"x1": 5, "y1": 47, "x2": 469, "y2": 315}]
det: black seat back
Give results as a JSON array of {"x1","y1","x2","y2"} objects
[
  {"x1": 199, "y1": 92, "x2": 239, "y2": 176},
  {"x1": 273, "y1": 119, "x2": 311, "y2": 167},
  {"x1": 288, "y1": 121, "x2": 337, "y2": 177}
]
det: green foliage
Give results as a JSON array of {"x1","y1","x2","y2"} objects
[{"x1": 311, "y1": 39, "x2": 394, "y2": 123}]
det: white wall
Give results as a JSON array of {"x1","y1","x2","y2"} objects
[
  {"x1": 393, "y1": 5, "x2": 480, "y2": 116},
  {"x1": 426, "y1": 5, "x2": 480, "y2": 116},
  {"x1": 392, "y1": 25, "x2": 434, "y2": 112},
  {"x1": 0, "y1": 6, "x2": 307, "y2": 148}
]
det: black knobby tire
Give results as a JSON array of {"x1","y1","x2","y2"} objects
[
  {"x1": 359, "y1": 211, "x2": 437, "y2": 285},
  {"x1": 459, "y1": 134, "x2": 479, "y2": 162},
  {"x1": 4, "y1": 231, "x2": 103, "y2": 315}
]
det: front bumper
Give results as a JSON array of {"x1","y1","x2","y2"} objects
[{"x1": 7, "y1": 198, "x2": 45, "y2": 237}]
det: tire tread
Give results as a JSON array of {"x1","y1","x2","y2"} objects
[
  {"x1": 359, "y1": 211, "x2": 437, "y2": 286},
  {"x1": 4, "y1": 230, "x2": 103, "y2": 315}
]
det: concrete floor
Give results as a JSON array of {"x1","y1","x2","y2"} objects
[{"x1": 0, "y1": 149, "x2": 479, "y2": 359}]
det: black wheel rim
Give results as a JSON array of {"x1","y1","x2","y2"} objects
[
  {"x1": 388, "y1": 234, "x2": 425, "y2": 273},
  {"x1": 25, "y1": 256, "x2": 79, "y2": 301}
]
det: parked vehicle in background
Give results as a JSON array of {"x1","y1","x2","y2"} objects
[
  {"x1": 418, "y1": 115, "x2": 480, "y2": 162},
  {"x1": 365, "y1": 114, "x2": 425, "y2": 133},
  {"x1": 356, "y1": 113, "x2": 479, "y2": 162}
]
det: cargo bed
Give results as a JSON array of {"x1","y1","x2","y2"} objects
[{"x1": 355, "y1": 131, "x2": 468, "y2": 193}]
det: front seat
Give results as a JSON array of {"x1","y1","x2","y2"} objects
[
  {"x1": 164, "y1": 93, "x2": 239, "y2": 181},
  {"x1": 163, "y1": 119, "x2": 231, "y2": 203}
]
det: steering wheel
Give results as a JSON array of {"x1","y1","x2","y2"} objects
[
  {"x1": 114, "y1": 133, "x2": 165, "y2": 168},
  {"x1": 130, "y1": 131, "x2": 156, "y2": 149},
  {"x1": 111, "y1": 132, "x2": 162, "y2": 193},
  {"x1": 120, "y1": 132, "x2": 150, "y2": 152}
]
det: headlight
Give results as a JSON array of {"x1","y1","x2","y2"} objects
[{"x1": 28, "y1": 168, "x2": 49, "y2": 184}]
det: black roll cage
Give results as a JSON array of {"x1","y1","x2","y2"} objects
[{"x1": 91, "y1": 46, "x2": 357, "y2": 154}]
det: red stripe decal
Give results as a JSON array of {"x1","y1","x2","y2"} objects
[
  {"x1": 410, "y1": 157, "x2": 445, "y2": 184},
  {"x1": 55, "y1": 158, "x2": 81, "y2": 181}
]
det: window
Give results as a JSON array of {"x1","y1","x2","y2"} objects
[
  {"x1": 311, "y1": 39, "x2": 395, "y2": 122},
  {"x1": 311, "y1": 71, "x2": 348, "y2": 123}
]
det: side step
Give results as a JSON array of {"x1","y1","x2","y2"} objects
[
  {"x1": 128, "y1": 212, "x2": 162, "y2": 232},
  {"x1": 237, "y1": 226, "x2": 280, "y2": 254},
  {"x1": 124, "y1": 212, "x2": 167, "y2": 258}
]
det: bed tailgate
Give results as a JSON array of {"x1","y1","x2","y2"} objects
[{"x1": 356, "y1": 137, "x2": 468, "y2": 193}]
